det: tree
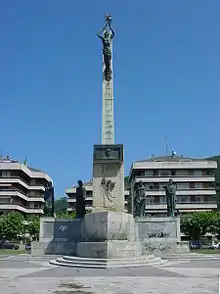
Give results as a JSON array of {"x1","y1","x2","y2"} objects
[
  {"x1": 209, "y1": 212, "x2": 220, "y2": 239},
  {"x1": 56, "y1": 212, "x2": 76, "y2": 219},
  {"x1": 180, "y1": 212, "x2": 213, "y2": 240},
  {"x1": 25, "y1": 215, "x2": 40, "y2": 241},
  {"x1": 0, "y1": 212, "x2": 25, "y2": 240},
  {"x1": 54, "y1": 197, "x2": 68, "y2": 214}
]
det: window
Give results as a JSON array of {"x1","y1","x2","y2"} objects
[
  {"x1": 188, "y1": 170, "x2": 194, "y2": 175},
  {"x1": 171, "y1": 170, "x2": 176, "y2": 176},
  {"x1": 34, "y1": 203, "x2": 39, "y2": 208},
  {"x1": 189, "y1": 182, "x2": 195, "y2": 189},
  {"x1": 203, "y1": 183, "x2": 212, "y2": 189},
  {"x1": 150, "y1": 183, "x2": 159, "y2": 190},
  {"x1": 190, "y1": 196, "x2": 196, "y2": 203},
  {"x1": 179, "y1": 196, "x2": 187, "y2": 203},
  {"x1": 160, "y1": 170, "x2": 169, "y2": 176},
  {"x1": 2, "y1": 171, "x2": 11, "y2": 177},
  {"x1": 202, "y1": 170, "x2": 213, "y2": 176},
  {"x1": 153, "y1": 170, "x2": 159, "y2": 176}
]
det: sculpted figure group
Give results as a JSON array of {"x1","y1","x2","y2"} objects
[{"x1": 133, "y1": 178, "x2": 177, "y2": 217}]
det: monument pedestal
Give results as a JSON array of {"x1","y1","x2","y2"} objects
[
  {"x1": 78, "y1": 211, "x2": 142, "y2": 258},
  {"x1": 92, "y1": 144, "x2": 124, "y2": 213},
  {"x1": 31, "y1": 217, "x2": 82, "y2": 256},
  {"x1": 135, "y1": 216, "x2": 189, "y2": 257}
]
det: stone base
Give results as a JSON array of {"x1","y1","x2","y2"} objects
[
  {"x1": 31, "y1": 240, "x2": 76, "y2": 256},
  {"x1": 81, "y1": 211, "x2": 136, "y2": 242},
  {"x1": 77, "y1": 241, "x2": 142, "y2": 259},
  {"x1": 135, "y1": 217, "x2": 185, "y2": 257}
]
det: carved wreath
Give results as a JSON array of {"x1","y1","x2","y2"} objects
[{"x1": 101, "y1": 178, "x2": 116, "y2": 202}]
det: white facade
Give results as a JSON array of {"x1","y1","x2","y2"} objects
[
  {"x1": 0, "y1": 156, "x2": 52, "y2": 215},
  {"x1": 66, "y1": 181, "x2": 129, "y2": 213},
  {"x1": 129, "y1": 155, "x2": 217, "y2": 215}
]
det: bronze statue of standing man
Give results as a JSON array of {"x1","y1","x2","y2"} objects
[
  {"x1": 133, "y1": 181, "x2": 146, "y2": 217},
  {"x1": 97, "y1": 14, "x2": 115, "y2": 82},
  {"x1": 43, "y1": 181, "x2": 55, "y2": 217},
  {"x1": 164, "y1": 179, "x2": 177, "y2": 217},
  {"x1": 75, "y1": 180, "x2": 86, "y2": 219}
]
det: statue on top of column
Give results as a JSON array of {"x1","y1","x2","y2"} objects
[{"x1": 97, "y1": 14, "x2": 115, "y2": 82}]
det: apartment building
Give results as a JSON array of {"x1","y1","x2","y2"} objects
[
  {"x1": 128, "y1": 155, "x2": 217, "y2": 215},
  {"x1": 66, "y1": 180, "x2": 129, "y2": 213},
  {"x1": 0, "y1": 156, "x2": 52, "y2": 215}
]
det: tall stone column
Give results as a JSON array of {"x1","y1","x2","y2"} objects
[
  {"x1": 93, "y1": 15, "x2": 124, "y2": 213},
  {"x1": 102, "y1": 47, "x2": 114, "y2": 144}
]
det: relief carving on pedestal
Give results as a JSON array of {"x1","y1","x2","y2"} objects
[{"x1": 101, "y1": 177, "x2": 116, "y2": 203}]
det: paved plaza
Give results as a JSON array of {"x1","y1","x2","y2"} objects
[{"x1": 0, "y1": 255, "x2": 219, "y2": 294}]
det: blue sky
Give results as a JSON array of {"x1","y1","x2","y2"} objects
[{"x1": 0, "y1": 1, "x2": 219, "y2": 198}]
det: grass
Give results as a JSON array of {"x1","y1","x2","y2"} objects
[
  {"x1": 191, "y1": 249, "x2": 220, "y2": 254},
  {"x1": 0, "y1": 249, "x2": 28, "y2": 255}
]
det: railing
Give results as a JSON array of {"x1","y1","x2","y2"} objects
[
  {"x1": 146, "y1": 201, "x2": 216, "y2": 205},
  {"x1": 136, "y1": 174, "x2": 214, "y2": 178},
  {"x1": 146, "y1": 187, "x2": 216, "y2": 191},
  {"x1": 0, "y1": 202, "x2": 43, "y2": 211},
  {"x1": 0, "y1": 189, "x2": 43, "y2": 198},
  {"x1": 0, "y1": 202, "x2": 27, "y2": 208},
  {"x1": 0, "y1": 176, "x2": 46, "y2": 187}
]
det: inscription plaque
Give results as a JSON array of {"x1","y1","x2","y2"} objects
[{"x1": 93, "y1": 144, "x2": 123, "y2": 164}]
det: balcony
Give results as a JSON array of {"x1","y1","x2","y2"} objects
[
  {"x1": 146, "y1": 188, "x2": 216, "y2": 196},
  {"x1": 145, "y1": 202, "x2": 217, "y2": 210},
  {"x1": 0, "y1": 190, "x2": 44, "y2": 202},
  {"x1": 0, "y1": 177, "x2": 46, "y2": 191},
  {"x1": 135, "y1": 175, "x2": 215, "y2": 183},
  {"x1": 0, "y1": 202, "x2": 44, "y2": 214}
]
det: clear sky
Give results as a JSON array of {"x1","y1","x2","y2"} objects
[{"x1": 0, "y1": 1, "x2": 219, "y2": 198}]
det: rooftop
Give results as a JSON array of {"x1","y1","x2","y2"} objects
[
  {"x1": 135, "y1": 155, "x2": 215, "y2": 163},
  {"x1": 0, "y1": 156, "x2": 43, "y2": 173}
]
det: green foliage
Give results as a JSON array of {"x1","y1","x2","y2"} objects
[
  {"x1": 180, "y1": 212, "x2": 213, "y2": 240},
  {"x1": 0, "y1": 212, "x2": 25, "y2": 240},
  {"x1": 56, "y1": 212, "x2": 76, "y2": 219},
  {"x1": 208, "y1": 212, "x2": 220, "y2": 239},
  {"x1": 25, "y1": 215, "x2": 40, "y2": 241},
  {"x1": 54, "y1": 197, "x2": 68, "y2": 214},
  {"x1": 180, "y1": 211, "x2": 220, "y2": 240}
]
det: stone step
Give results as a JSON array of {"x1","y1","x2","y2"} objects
[
  {"x1": 49, "y1": 255, "x2": 167, "y2": 269},
  {"x1": 62, "y1": 254, "x2": 156, "y2": 262},
  {"x1": 163, "y1": 253, "x2": 220, "y2": 260}
]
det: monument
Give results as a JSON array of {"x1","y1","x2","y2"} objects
[
  {"x1": 133, "y1": 176, "x2": 188, "y2": 257},
  {"x1": 92, "y1": 15, "x2": 124, "y2": 213},
  {"x1": 32, "y1": 15, "x2": 189, "y2": 266}
]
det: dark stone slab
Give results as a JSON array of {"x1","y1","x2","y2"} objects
[{"x1": 93, "y1": 144, "x2": 123, "y2": 164}]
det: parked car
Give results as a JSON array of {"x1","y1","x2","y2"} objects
[
  {"x1": 200, "y1": 241, "x2": 213, "y2": 249},
  {"x1": 211, "y1": 242, "x2": 220, "y2": 249},
  {"x1": 0, "y1": 240, "x2": 19, "y2": 250},
  {"x1": 189, "y1": 240, "x2": 213, "y2": 250},
  {"x1": 25, "y1": 243, "x2": 31, "y2": 250}
]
